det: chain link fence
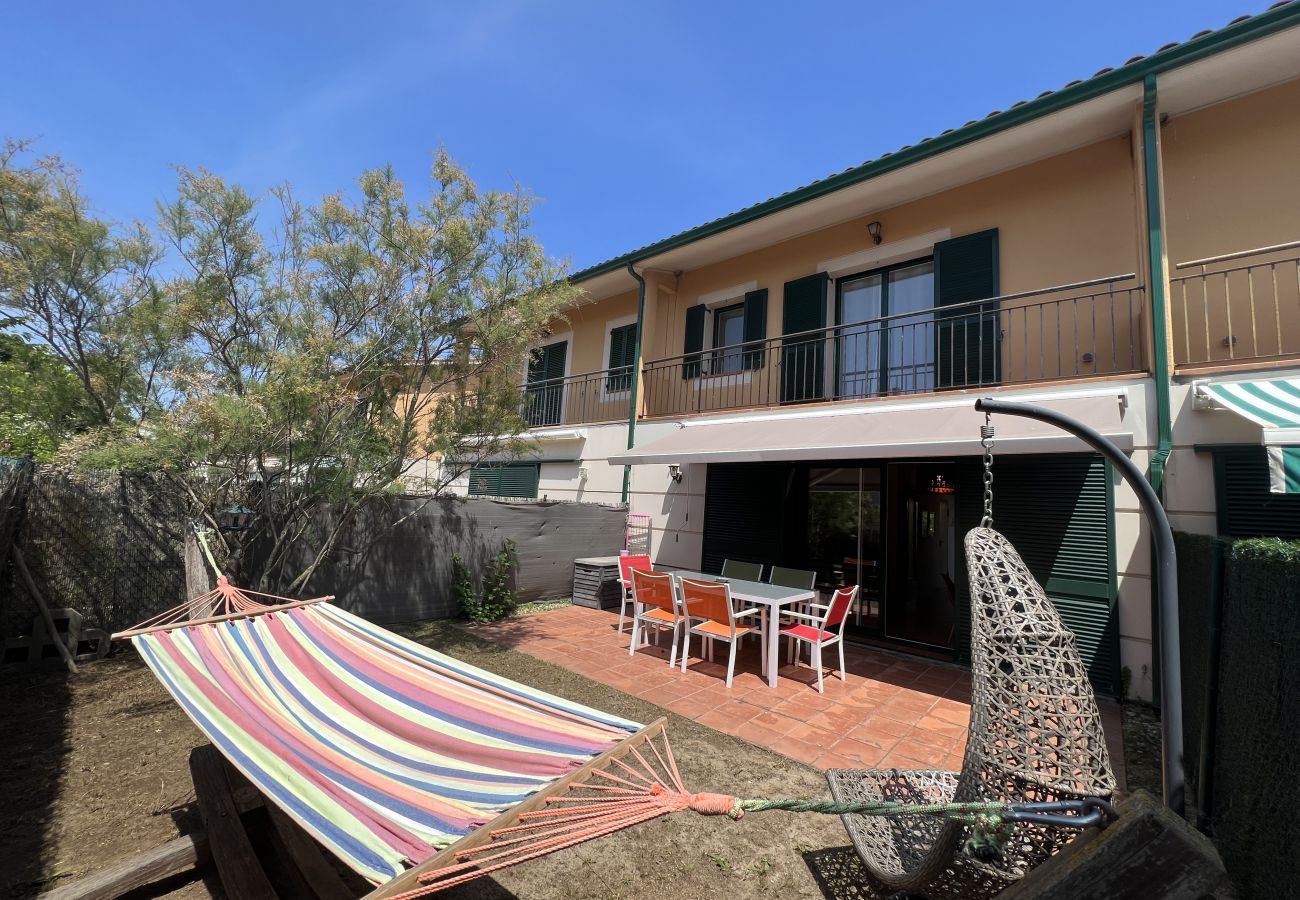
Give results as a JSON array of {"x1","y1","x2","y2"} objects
[{"x1": 2, "y1": 466, "x2": 187, "y2": 640}]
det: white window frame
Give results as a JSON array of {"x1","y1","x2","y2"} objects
[{"x1": 695, "y1": 280, "x2": 757, "y2": 384}]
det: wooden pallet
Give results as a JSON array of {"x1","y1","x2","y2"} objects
[{"x1": 39, "y1": 746, "x2": 359, "y2": 900}]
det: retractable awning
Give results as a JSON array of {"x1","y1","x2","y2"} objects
[
  {"x1": 611, "y1": 391, "x2": 1133, "y2": 466},
  {"x1": 1198, "y1": 378, "x2": 1300, "y2": 494}
]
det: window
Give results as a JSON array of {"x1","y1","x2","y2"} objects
[
  {"x1": 835, "y1": 258, "x2": 935, "y2": 399},
  {"x1": 711, "y1": 303, "x2": 746, "y2": 374},
  {"x1": 605, "y1": 323, "x2": 636, "y2": 391},
  {"x1": 468, "y1": 462, "x2": 540, "y2": 498}
]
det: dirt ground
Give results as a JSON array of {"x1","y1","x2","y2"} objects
[{"x1": 0, "y1": 615, "x2": 878, "y2": 900}]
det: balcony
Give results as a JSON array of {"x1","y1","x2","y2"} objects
[
  {"x1": 521, "y1": 367, "x2": 633, "y2": 428},
  {"x1": 1171, "y1": 240, "x2": 1300, "y2": 371},
  {"x1": 642, "y1": 274, "x2": 1146, "y2": 418}
]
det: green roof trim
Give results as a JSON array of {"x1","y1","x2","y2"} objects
[{"x1": 571, "y1": 1, "x2": 1300, "y2": 285}]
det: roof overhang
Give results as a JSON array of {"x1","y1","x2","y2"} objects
[{"x1": 574, "y1": 6, "x2": 1300, "y2": 303}]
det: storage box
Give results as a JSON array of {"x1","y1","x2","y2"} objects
[{"x1": 572, "y1": 556, "x2": 624, "y2": 610}]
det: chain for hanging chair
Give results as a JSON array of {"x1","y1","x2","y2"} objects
[{"x1": 980, "y1": 412, "x2": 995, "y2": 528}]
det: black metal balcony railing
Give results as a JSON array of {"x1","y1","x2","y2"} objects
[
  {"x1": 521, "y1": 366, "x2": 633, "y2": 427},
  {"x1": 642, "y1": 275, "x2": 1146, "y2": 418},
  {"x1": 1171, "y1": 240, "x2": 1300, "y2": 369}
]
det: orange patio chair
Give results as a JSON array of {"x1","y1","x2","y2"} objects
[
  {"x1": 678, "y1": 578, "x2": 765, "y2": 688},
  {"x1": 616, "y1": 553, "x2": 653, "y2": 635},
  {"x1": 780, "y1": 584, "x2": 858, "y2": 693},
  {"x1": 628, "y1": 568, "x2": 686, "y2": 667}
]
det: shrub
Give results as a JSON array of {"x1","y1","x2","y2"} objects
[{"x1": 452, "y1": 539, "x2": 520, "y2": 622}]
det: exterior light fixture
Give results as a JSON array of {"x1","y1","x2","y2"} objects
[
  {"x1": 668, "y1": 464, "x2": 683, "y2": 483},
  {"x1": 927, "y1": 474, "x2": 955, "y2": 495},
  {"x1": 867, "y1": 221, "x2": 883, "y2": 245},
  {"x1": 578, "y1": 466, "x2": 589, "y2": 481},
  {"x1": 219, "y1": 505, "x2": 255, "y2": 531}
]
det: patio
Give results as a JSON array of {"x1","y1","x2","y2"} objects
[{"x1": 464, "y1": 604, "x2": 1127, "y2": 783}]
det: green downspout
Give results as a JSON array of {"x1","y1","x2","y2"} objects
[
  {"x1": 622, "y1": 263, "x2": 646, "y2": 504},
  {"x1": 1143, "y1": 73, "x2": 1174, "y2": 495},
  {"x1": 1142, "y1": 72, "x2": 1175, "y2": 708}
]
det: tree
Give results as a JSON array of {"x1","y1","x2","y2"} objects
[
  {"x1": 0, "y1": 326, "x2": 98, "y2": 460},
  {"x1": 0, "y1": 140, "x2": 168, "y2": 428},
  {"x1": 60, "y1": 152, "x2": 577, "y2": 592}
]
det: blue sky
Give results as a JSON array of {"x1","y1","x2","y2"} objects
[{"x1": 2, "y1": 1, "x2": 1260, "y2": 273}]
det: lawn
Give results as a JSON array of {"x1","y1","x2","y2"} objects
[{"x1": 0, "y1": 611, "x2": 878, "y2": 900}]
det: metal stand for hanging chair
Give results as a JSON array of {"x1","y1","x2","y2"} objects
[{"x1": 825, "y1": 414, "x2": 1117, "y2": 899}]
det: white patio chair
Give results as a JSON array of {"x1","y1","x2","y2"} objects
[
  {"x1": 678, "y1": 578, "x2": 765, "y2": 688},
  {"x1": 628, "y1": 568, "x2": 686, "y2": 666},
  {"x1": 780, "y1": 584, "x2": 858, "y2": 693}
]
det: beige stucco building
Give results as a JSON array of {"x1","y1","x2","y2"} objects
[{"x1": 443, "y1": 6, "x2": 1300, "y2": 703}]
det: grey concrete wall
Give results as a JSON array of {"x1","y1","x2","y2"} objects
[{"x1": 287, "y1": 496, "x2": 626, "y2": 624}]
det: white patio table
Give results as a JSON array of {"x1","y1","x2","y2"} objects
[{"x1": 668, "y1": 570, "x2": 816, "y2": 688}]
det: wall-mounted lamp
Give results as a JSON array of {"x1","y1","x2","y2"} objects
[
  {"x1": 667, "y1": 464, "x2": 683, "y2": 483},
  {"x1": 867, "y1": 221, "x2": 883, "y2": 245},
  {"x1": 578, "y1": 466, "x2": 588, "y2": 481}
]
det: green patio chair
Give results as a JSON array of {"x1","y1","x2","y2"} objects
[
  {"x1": 768, "y1": 566, "x2": 816, "y2": 590},
  {"x1": 720, "y1": 559, "x2": 763, "y2": 582}
]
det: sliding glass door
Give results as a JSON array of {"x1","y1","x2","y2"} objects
[
  {"x1": 836, "y1": 259, "x2": 935, "y2": 400},
  {"x1": 805, "y1": 466, "x2": 883, "y2": 636}
]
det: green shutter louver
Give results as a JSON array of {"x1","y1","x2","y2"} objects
[
  {"x1": 954, "y1": 453, "x2": 1120, "y2": 696},
  {"x1": 1212, "y1": 446, "x2": 1300, "y2": 538},
  {"x1": 742, "y1": 289, "x2": 768, "y2": 370},
  {"x1": 605, "y1": 323, "x2": 636, "y2": 391},
  {"x1": 934, "y1": 229, "x2": 1000, "y2": 389},
  {"x1": 781, "y1": 273, "x2": 828, "y2": 403},
  {"x1": 468, "y1": 462, "x2": 540, "y2": 499},
  {"x1": 525, "y1": 341, "x2": 567, "y2": 426},
  {"x1": 683, "y1": 304, "x2": 706, "y2": 379}
]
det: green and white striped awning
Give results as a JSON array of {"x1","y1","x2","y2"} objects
[{"x1": 1199, "y1": 378, "x2": 1300, "y2": 494}]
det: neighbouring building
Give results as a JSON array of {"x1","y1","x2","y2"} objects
[{"x1": 443, "y1": 4, "x2": 1300, "y2": 702}]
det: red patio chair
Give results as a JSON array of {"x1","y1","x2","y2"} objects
[
  {"x1": 678, "y1": 578, "x2": 765, "y2": 688},
  {"x1": 617, "y1": 553, "x2": 653, "y2": 636},
  {"x1": 628, "y1": 568, "x2": 686, "y2": 667},
  {"x1": 780, "y1": 584, "x2": 858, "y2": 693}
]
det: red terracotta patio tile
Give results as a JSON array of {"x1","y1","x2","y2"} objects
[
  {"x1": 826, "y1": 737, "x2": 890, "y2": 768},
  {"x1": 786, "y1": 722, "x2": 842, "y2": 750},
  {"x1": 889, "y1": 739, "x2": 949, "y2": 768},
  {"x1": 771, "y1": 735, "x2": 823, "y2": 766},
  {"x1": 915, "y1": 715, "x2": 966, "y2": 739}
]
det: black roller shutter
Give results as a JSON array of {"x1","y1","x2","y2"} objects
[
  {"x1": 701, "y1": 463, "x2": 787, "y2": 574},
  {"x1": 954, "y1": 453, "x2": 1120, "y2": 696},
  {"x1": 1212, "y1": 446, "x2": 1300, "y2": 537},
  {"x1": 934, "y1": 229, "x2": 1001, "y2": 389},
  {"x1": 781, "y1": 273, "x2": 828, "y2": 403},
  {"x1": 683, "y1": 304, "x2": 706, "y2": 379}
]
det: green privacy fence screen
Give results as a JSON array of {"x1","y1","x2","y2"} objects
[{"x1": 1177, "y1": 533, "x2": 1300, "y2": 899}]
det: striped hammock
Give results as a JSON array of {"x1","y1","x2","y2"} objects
[{"x1": 130, "y1": 600, "x2": 640, "y2": 884}]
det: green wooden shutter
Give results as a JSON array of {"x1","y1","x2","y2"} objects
[
  {"x1": 934, "y1": 229, "x2": 1000, "y2": 389},
  {"x1": 1212, "y1": 446, "x2": 1300, "y2": 538},
  {"x1": 741, "y1": 289, "x2": 768, "y2": 371},
  {"x1": 781, "y1": 273, "x2": 828, "y2": 403},
  {"x1": 953, "y1": 453, "x2": 1120, "y2": 696},
  {"x1": 525, "y1": 341, "x2": 567, "y2": 426},
  {"x1": 606, "y1": 323, "x2": 636, "y2": 391},
  {"x1": 469, "y1": 462, "x2": 539, "y2": 498},
  {"x1": 683, "y1": 304, "x2": 706, "y2": 379},
  {"x1": 701, "y1": 463, "x2": 787, "y2": 573}
]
